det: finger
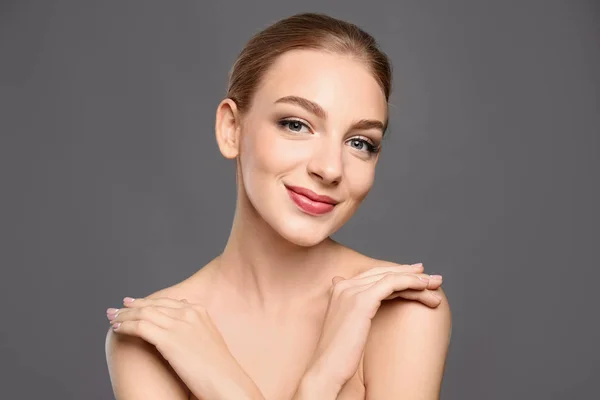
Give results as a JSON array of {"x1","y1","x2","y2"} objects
[
  {"x1": 385, "y1": 289, "x2": 442, "y2": 308},
  {"x1": 113, "y1": 306, "x2": 178, "y2": 329},
  {"x1": 122, "y1": 297, "x2": 188, "y2": 309},
  {"x1": 354, "y1": 272, "x2": 439, "y2": 288},
  {"x1": 336, "y1": 271, "x2": 435, "y2": 292},
  {"x1": 112, "y1": 318, "x2": 166, "y2": 346},
  {"x1": 341, "y1": 272, "x2": 426, "y2": 296},
  {"x1": 362, "y1": 273, "x2": 430, "y2": 302},
  {"x1": 332, "y1": 276, "x2": 346, "y2": 285},
  {"x1": 350, "y1": 263, "x2": 424, "y2": 280},
  {"x1": 330, "y1": 276, "x2": 349, "y2": 295},
  {"x1": 330, "y1": 264, "x2": 425, "y2": 289},
  {"x1": 343, "y1": 278, "x2": 440, "y2": 309}
]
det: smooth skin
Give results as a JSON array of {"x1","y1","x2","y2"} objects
[{"x1": 105, "y1": 49, "x2": 452, "y2": 400}]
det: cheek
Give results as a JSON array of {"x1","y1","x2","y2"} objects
[
  {"x1": 344, "y1": 160, "x2": 376, "y2": 201},
  {"x1": 241, "y1": 128, "x2": 307, "y2": 176}
]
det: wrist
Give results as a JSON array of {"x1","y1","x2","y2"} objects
[
  {"x1": 293, "y1": 368, "x2": 342, "y2": 400},
  {"x1": 195, "y1": 378, "x2": 264, "y2": 400},
  {"x1": 189, "y1": 364, "x2": 265, "y2": 400}
]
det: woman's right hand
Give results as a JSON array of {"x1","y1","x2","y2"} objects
[{"x1": 302, "y1": 263, "x2": 443, "y2": 394}]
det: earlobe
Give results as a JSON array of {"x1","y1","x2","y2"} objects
[{"x1": 215, "y1": 98, "x2": 241, "y2": 159}]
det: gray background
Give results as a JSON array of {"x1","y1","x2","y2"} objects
[{"x1": 1, "y1": 0, "x2": 598, "y2": 399}]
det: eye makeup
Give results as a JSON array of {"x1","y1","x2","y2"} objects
[{"x1": 275, "y1": 117, "x2": 382, "y2": 155}]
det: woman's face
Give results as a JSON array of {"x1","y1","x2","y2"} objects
[{"x1": 232, "y1": 49, "x2": 387, "y2": 246}]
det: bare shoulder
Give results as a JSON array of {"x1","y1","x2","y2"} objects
[
  {"x1": 336, "y1": 247, "x2": 417, "y2": 276},
  {"x1": 104, "y1": 261, "x2": 219, "y2": 399},
  {"x1": 104, "y1": 283, "x2": 191, "y2": 399},
  {"x1": 341, "y1": 250, "x2": 452, "y2": 346},
  {"x1": 358, "y1": 255, "x2": 452, "y2": 399}
]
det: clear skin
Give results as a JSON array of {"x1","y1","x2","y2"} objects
[{"x1": 105, "y1": 49, "x2": 452, "y2": 400}]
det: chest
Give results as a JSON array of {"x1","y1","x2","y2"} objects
[{"x1": 190, "y1": 316, "x2": 365, "y2": 400}]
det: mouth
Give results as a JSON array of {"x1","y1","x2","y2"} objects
[{"x1": 284, "y1": 185, "x2": 339, "y2": 216}]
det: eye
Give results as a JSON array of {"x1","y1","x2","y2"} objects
[
  {"x1": 346, "y1": 136, "x2": 380, "y2": 155},
  {"x1": 277, "y1": 118, "x2": 311, "y2": 134}
]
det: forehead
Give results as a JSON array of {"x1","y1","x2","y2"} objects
[{"x1": 252, "y1": 49, "x2": 387, "y2": 121}]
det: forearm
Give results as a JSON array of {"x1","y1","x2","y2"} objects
[
  {"x1": 291, "y1": 369, "x2": 342, "y2": 400},
  {"x1": 190, "y1": 382, "x2": 264, "y2": 400},
  {"x1": 187, "y1": 364, "x2": 266, "y2": 400}
]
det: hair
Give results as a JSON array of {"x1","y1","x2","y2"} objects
[{"x1": 226, "y1": 12, "x2": 393, "y2": 124}]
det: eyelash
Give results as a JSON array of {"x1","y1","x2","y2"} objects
[{"x1": 277, "y1": 118, "x2": 381, "y2": 154}]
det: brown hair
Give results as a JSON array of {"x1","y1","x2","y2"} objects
[{"x1": 226, "y1": 12, "x2": 393, "y2": 126}]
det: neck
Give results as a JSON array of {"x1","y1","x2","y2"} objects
[{"x1": 209, "y1": 187, "x2": 343, "y2": 315}]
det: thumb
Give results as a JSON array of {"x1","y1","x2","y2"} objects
[{"x1": 332, "y1": 276, "x2": 346, "y2": 285}]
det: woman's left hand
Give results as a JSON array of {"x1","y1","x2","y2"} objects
[{"x1": 107, "y1": 297, "x2": 264, "y2": 400}]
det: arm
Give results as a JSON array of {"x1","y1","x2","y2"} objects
[
  {"x1": 290, "y1": 367, "x2": 343, "y2": 400},
  {"x1": 106, "y1": 291, "x2": 266, "y2": 400},
  {"x1": 292, "y1": 263, "x2": 445, "y2": 400},
  {"x1": 106, "y1": 325, "x2": 265, "y2": 400},
  {"x1": 105, "y1": 327, "x2": 189, "y2": 399},
  {"x1": 363, "y1": 287, "x2": 452, "y2": 399}
]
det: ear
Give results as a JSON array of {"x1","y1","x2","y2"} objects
[{"x1": 215, "y1": 98, "x2": 242, "y2": 159}]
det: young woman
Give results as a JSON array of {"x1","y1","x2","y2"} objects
[{"x1": 105, "y1": 12, "x2": 451, "y2": 400}]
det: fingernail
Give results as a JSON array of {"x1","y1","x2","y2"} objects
[
  {"x1": 412, "y1": 263, "x2": 423, "y2": 267},
  {"x1": 418, "y1": 276, "x2": 429, "y2": 282},
  {"x1": 123, "y1": 297, "x2": 135, "y2": 304},
  {"x1": 430, "y1": 275, "x2": 443, "y2": 280}
]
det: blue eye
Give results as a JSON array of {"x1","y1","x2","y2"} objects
[
  {"x1": 277, "y1": 119, "x2": 381, "y2": 155},
  {"x1": 347, "y1": 138, "x2": 380, "y2": 154},
  {"x1": 278, "y1": 119, "x2": 310, "y2": 133}
]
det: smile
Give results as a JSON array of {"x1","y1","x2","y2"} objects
[{"x1": 285, "y1": 185, "x2": 338, "y2": 216}]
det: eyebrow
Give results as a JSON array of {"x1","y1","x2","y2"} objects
[{"x1": 274, "y1": 95, "x2": 387, "y2": 134}]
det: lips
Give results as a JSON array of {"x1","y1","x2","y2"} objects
[
  {"x1": 285, "y1": 185, "x2": 338, "y2": 215},
  {"x1": 285, "y1": 185, "x2": 338, "y2": 205}
]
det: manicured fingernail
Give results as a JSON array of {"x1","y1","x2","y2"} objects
[
  {"x1": 106, "y1": 308, "x2": 118, "y2": 320},
  {"x1": 412, "y1": 263, "x2": 423, "y2": 267},
  {"x1": 123, "y1": 297, "x2": 135, "y2": 304},
  {"x1": 112, "y1": 322, "x2": 121, "y2": 330},
  {"x1": 418, "y1": 276, "x2": 429, "y2": 282},
  {"x1": 430, "y1": 275, "x2": 443, "y2": 280}
]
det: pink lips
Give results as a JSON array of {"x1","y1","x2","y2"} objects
[{"x1": 285, "y1": 185, "x2": 338, "y2": 215}]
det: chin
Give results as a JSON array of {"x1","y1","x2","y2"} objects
[
  {"x1": 279, "y1": 229, "x2": 329, "y2": 247},
  {"x1": 245, "y1": 187, "x2": 351, "y2": 247},
  {"x1": 271, "y1": 216, "x2": 335, "y2": 247}
]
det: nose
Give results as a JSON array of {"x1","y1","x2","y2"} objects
[{"x1": 306, "y1": 139, "x2": 343, "y2": 185}]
